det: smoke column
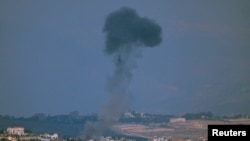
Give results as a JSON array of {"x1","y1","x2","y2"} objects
[{"x1": 83, "y1": 7, "x2": 162, "y2": 140}]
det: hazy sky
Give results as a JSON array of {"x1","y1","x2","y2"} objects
[{"x1": 1, "y1": 0, "x2": 250, "y2": 117}]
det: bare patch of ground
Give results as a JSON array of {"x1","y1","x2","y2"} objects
[{"x1": 113, "y1": 118, "x2": 250, "y2": 140}]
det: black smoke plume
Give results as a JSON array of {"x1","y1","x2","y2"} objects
[
  {"x1": 83, "y1": 7, "x2": 162, "y2": 140},
  {"x1": 104, "y1": 7, "x2": 162, "y2": 54}
]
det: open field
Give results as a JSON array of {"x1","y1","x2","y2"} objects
[{"x1": 113, "y1": 118, "x2": 250, "y2": 140}]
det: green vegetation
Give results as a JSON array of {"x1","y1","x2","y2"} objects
[{"x1": 0, "y1": 111, "x2": 249, "y2": 137}]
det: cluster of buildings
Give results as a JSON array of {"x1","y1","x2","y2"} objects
[
  {"x1": 40, "y1": 133, "x2": 59, "y2": 140},
  {"x1": 153, "y1": 136, "x2": 207, "y2": 141},
  {"x1": 153, "y1": 136, "x2": 191, "y2": 141},
  {"x1": 0, "y1": 126, "x2": 58, "y2": 141},
  {"x1": 6, "y1": 127, "x2": 25, "y2": 136},
  {"x1": 88, "y1": 136, "x2": 136, "y2": 141}
]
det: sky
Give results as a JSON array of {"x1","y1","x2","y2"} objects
[{"x1": 0, "y1": 0, "x2": 250, "y2": 117}]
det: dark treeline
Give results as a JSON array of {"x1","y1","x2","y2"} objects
[
  {"x1": 0, "y1": 111, "x2": 97, "y2": 137},
  {"x1": 182, "y1": 112, "x2": 250, "y2": 120}
]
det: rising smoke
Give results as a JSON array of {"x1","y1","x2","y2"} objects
[{"x1": 83, "y1": 7, "x2": 162, "y2": 140}]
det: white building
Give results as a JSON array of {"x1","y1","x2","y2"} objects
[
  {"x1": 7, "y1": 127, "x2": 25, "y2": 136},
  {"x1": 124, "y1": 112, "x2": 134, "y2": 118},
  {"x1": 169, "y1": 117, "x2": 186, "y2": 123},
  {"x1": 41, "y1": 133, "x2": 58, "y2": 140},
  {"x1": 50, "y1": 133, "x2": 58, "y2": 139}
]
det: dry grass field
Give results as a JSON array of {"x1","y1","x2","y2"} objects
[{"x1": 113, "y1": 118, "x2": 250, "y2": 140}]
